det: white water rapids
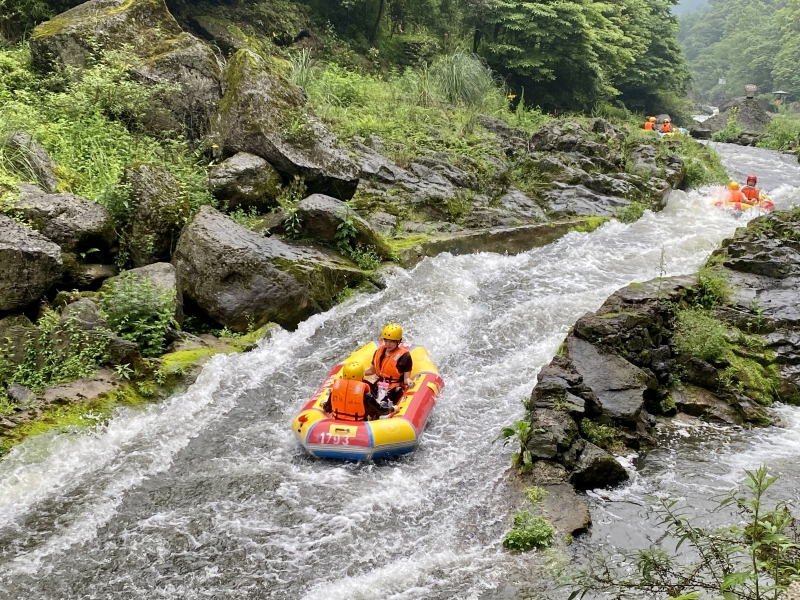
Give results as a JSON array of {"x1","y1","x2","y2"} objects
[{"x1": 0, "y1": 144, "x2": 799, "y2": 599}]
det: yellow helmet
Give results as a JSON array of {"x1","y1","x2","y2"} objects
[
  {"x1": 342, "y1": 362, "x2": 365, "y2": 381},
  {"x1": 381, "y1": 323, "x2": 403, "y2": 341},
  {"x1": 729, "y1": 181, "x2": 739, "y2": 190},
  {"x1": 664, "y1": 117, "x2": 671, "y2": 122},
  {"x1": 648, "y1": 116, "x2": 656, "y2": 122}
]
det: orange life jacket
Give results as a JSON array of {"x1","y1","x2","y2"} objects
[
  {"x1": 725, "y1": 190, "x2": 747, "y2": 204},
  {"x1": 644, "y1": 122, "x2": 655, "y2": 131},
  {"x1": 661, "y1": 122, "x2": 673, "y2": 133},
  {"x1": 329, "y1": 379, "x2": 368, "y2": 421},
  {"x1": 742, "y1": 185, "x2": 760, "y2": 201},
  {"x1": 372, "y1": 344, "x2": 409, "y2": 387}
]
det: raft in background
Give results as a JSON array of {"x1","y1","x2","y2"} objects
[{"x1": 291, "y1": 342, "x2": 444, "y2": 461}]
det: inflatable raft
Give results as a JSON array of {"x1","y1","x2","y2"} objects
[
  {"x1": 715, "y1": 192, "x2": 774, "y2": 212},
  {"x1": 291, "y1": 341, "x2": 444, "y2": 461}
]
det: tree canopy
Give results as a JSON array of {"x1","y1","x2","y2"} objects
[{"x1": 679, "y1": 0, "x2": 800, "y2": 103}]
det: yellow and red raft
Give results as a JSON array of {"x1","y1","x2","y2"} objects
[
  {"x1": 291, "y1": 342, "x2": 444, "y2": 461},
  {"x1": 715, "y1": 192, "x2": 775, "y2": 212}
]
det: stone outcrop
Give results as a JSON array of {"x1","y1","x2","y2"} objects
[
  {"x1": 691, "y1": 98, "x2": 773, "y2": 144},
  {"x1": 0, "y1": 215, "x2": 63, "y2": 312},
  {"x1": 172, "y1": 206, "x2": 366, "y2": 331},
  {"x1": 29, "y1": 0, "x2": 222, "y2": 138},
  {"x1": 0, "y1": 131, "x2": 61, "y2": 193},
  {"x1": 207, "y1": 152, "x2": 283, "y2": 211},
  {"x1": 211, "y1": 50, "x2": 359, "y2": 200},
  {"x1": 123, "y1": 163, "x2": 184, "y2": 267},
  {"x1": 12, "y1": 184, "x2": 115, "y2": 255},
  {"x1": 294, "y1": 194, "x2": 392, "y2": 258},
  {"x1": 522, "y1": 209, "x2": 800, "y2": 493}
]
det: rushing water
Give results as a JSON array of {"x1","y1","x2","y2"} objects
[{"x1": 0, "y1": 144, "x2": 799, "y2": 600}]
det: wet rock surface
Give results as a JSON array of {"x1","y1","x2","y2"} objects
[
  {"x1": 172, "y1": 206, "x2": 365, "y2": 331},
  {"x1": 525, "y1": 209, "x2": 800, "y2": 494},
  {"x1": 0, "y1": 215, "x2": 63, "y2": 312}
]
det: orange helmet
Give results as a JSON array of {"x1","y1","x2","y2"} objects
[
  {"x1": 729, "y1": 181, "x2": 740, "y2": 190},
  {"x1": 746, "y1": 174, "x2": 757, "y2": 184}
]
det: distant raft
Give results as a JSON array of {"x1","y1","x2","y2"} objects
[
  {"x1": 715, "y1": 192, "x2": 775, "y2": 212},
  {"x1": 291, "y1": 342, "x2": 444, "y2": 461}
]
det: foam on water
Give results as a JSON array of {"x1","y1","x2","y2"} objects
[{"x1": 1, "y1": 143, "x2": 799, "y2": 598}]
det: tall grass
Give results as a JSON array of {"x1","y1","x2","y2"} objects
[
  {"x1": 288, "y1": 48, "x2": 319, "y2": 90},
  {"x1": 430, "y1": 49, "x2": 500, "y2": 109}
]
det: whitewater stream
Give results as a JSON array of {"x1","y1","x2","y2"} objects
[{"x1": 1, "y1": 144, "x2": 799, "y2": 599}]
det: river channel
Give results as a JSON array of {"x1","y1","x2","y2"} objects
[{"x1": 0, "y1": 143, "x2": 798, "y2": 599}]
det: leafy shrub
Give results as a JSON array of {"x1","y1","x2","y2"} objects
[
  {"x1": 288, "y1": 48, "x2": 319, "y2": 90},
  {"x1": 100, "y1": 273, "x2": 176, "y2": 357},
  {"x1": 674, "y1": 307, "x2": 729, "y2": 362},
  {"x1": 615, "y1": 200, "x2": 645, "y2": 224},
  {"x1": 525, "y1": 486, "x2": 548, "y2": 504},
  {"x1": 757, "y1": 114, "x2": 800, "y2": 151},
  {"x1": 580, "y1": 418, "x2": 618, "y2": 449},
  {"x1": 712, "y1": 107, "x2": 744, "y2": 142},
  {"x1": 693, "y1": 265, "x2": 731, "y2": 308},
  {"x1": 0, "y1": 309, "x2": 109, "y2": 401},
  {"x1": 502, "y1": 510, "x2": 555, "y2": 552},
  {"x1": 350, "y1": 245, "x2": 382, "y2": 271},
  {"x1": 496, "y1": 419, "x2": 534, "y2": 473}
]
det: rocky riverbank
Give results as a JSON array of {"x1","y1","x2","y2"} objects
[{"x1": 518, "y1": 206, "x2": 800, "y2": 536}]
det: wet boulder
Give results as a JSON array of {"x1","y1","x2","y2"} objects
[
  {"x1": 11, "y1": 184, "x2": 115, "y2": 254},
  {"x1": 172, "y1": 206, "x2": 366, "y2": 331},
  {"x1": 29, "y1": 0, "x2": 222, "y2": 138},
  {"x1": 540, "y1": 484, "x2": 592, "y2": 535},
  {"x1": 700, "y1": 98, "x2": 772, "y2": 135},
  {"x1": 0, "y1": 215, "x2": 63, "y2": 311},
  {"x1": 123, "y1": 163, "x2": 184, "y2": 267},
  {"x1": 55, "y1": 298, "x2": 141, "y2": 366},
  {"x1": 211, "y1": 50, "x2": 358, "y2": 200},
  {"x1": 567, "y1": 337, "x2": 651, "y2": 426},
  {"x1": 295, "y1": 194, "x2": 392, "y2": 258},
  {"x1": 0, "y1": 131, "x2": 61, "y2": 193},
  {"x1": 570, "y1": 441, "x2": 629, "y2": 490},
  {"x1": 207, "y1": 152, "x2": 283, "y2": 211}
]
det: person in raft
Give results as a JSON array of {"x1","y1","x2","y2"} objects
[
  {"x1": 741, "y1": 174, "x2": 761, "y2": 201},
  {"x1": 660, "y1": 117, "x2": 673, "y2": 134},
  {"x1": 717, "y1": 181, "x2": 747, "y2": 205},
  {"x1": 321, "y1": 361, "x2": 390, "y2": 421},
  {"x1": 643, "y1": 116, "x2": 657, "y2": 131},
  {"x1": 364, "y1": 323, "x2": 413, "y2": 408}
]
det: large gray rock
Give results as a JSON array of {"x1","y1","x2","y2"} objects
[
  {"x1": 570, "y1": 442, "x2": 629, "y2": 489},
  {"x1": 29, "y1": 0, "x2": 222, "y2": 138},
  {"x1": 172, "y1": 206, "x2": 365, "y2": 331},
  {"x1": 296, "y1": 194, "x2": 392, "y2": 258},
  {"x1": 56, "y1": 298, "x2": 140, "y2": 366},
  {"x1": 211, "y1": 50, "x2": 358, "y2": 200},
  {"x1": 0, "y1": 215, "x2": 62, "y2": 311},
  {"x1": 0, "y1": 314, "x2": 38, "y2": 365},
  {"x1": 207, "y1": 152, "x2": 283, "y2": 211},
  {"x1": 699, "y1": 98, "x2": 772, "y2": 135},
  {"x1": 0, "y1": 131, "x2": 60, "y2": 192},
  {"x1": 123, "y1": 164, "x2": 184, "y2": 267},
  {"x1": 11, "y1": 184, "x2": 115, "y2": 254},
  {"x1": 567, "y1": 336, "x2": 650, "y2": 425},
  {"x1": 540, "y1": 484, "x2": 592, "y2": 535},
  {"x1": 102, "y1": 262, "x2": 183, "y2": 326}
]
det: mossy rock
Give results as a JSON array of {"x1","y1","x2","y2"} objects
[{"x1": 211, "y1": 49, "x2": 359, "y2": 200}]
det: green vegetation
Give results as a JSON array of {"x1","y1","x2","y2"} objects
[
  {"x1": 569, "y1": 466, "x2": 800, "y2": 600},
  {"x1": 680, "y1": 0, "x2": 800, "y2": 104},
  {"x1": 0, "y1": 44, "x2": 213, "y2": 242},
  {"x1": 615, "y1": 201, "x2": 645, "y2": 224},
  {"x1": 712, "y1": 107, "x2": 744, "y2": 143},
  {"x1": 674, "y1": 306, "x2": 730, "y2": 362},
  {"x1": 0, "y1": 310, "x2": 109, "y2": 414},
  {"x1": 502, "y1": 509, "x2": 555, "y2": 552},
  {"x1": 579, "y1": 418, "x2": 622, "y2": 451},
  {"x1": 99, "y1": 273, "x2": 177, "y2": 358},
  {"x1": 495, "y1": 419, "x2": 534, "y2": 473},
  {"x1": 758, "y1": 114, "x2": 800, "y2": 151}
]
